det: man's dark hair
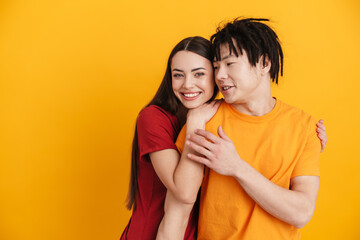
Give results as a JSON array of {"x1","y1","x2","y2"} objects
[{"x1": 210, "y1": 18, "x2": 284, "y2": 84}]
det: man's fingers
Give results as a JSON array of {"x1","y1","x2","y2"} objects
[
  {"x1": 318, "y1": 132, "x2": 327, "y2": 141},
  {"x1": 186, "y1": 140, "x2": 212, "y2": 159},
  {"x1": 188, "y1": 134, "x2": 214, "y2": 150},
  {"x1": 217, "y1": 126, "x2": 231, "y2": 141},
  {"x1": 194, "y1": 129, "x2": 220, "y2": 144},
  {"x1": 316, "y1": 124, "x2": 326, "y2": 132},
  {"x1": 187, "y1": 153, "x2": 210, "y2": 166},
  {"x1": 320, "y1": 141, "x2": 326, "y2": 153}
]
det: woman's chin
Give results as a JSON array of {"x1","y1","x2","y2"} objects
[{"x1": 182, "y1": 101, "x2": 204, "y2": 110}]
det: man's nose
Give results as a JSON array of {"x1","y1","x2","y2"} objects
[{"x1": 215, "y1": 65, "x2": 227, "y2": 80}]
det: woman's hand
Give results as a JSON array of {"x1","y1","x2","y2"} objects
[
  {"x1": 316, "y1": 119, "x2": 327, "y2": 152},
  {"x1": 186, "y1": 99, "x2": 223, "y2": 125}
]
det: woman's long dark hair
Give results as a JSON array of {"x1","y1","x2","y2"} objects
[{"x1": 125, "y1": 36, "x2": 219, "y2": 210}]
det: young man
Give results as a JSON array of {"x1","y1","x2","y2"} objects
[{"x1": 176, "y1": 18, "x2": 321, "y2": 239}]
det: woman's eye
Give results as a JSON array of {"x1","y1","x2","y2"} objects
[
  {"x1": 226, "y1": 62, "x2": 235, "y2": 66},
  {"x1": 173, "y1": 74, "x2": 183, "y2": 78},
  {"x1": 195, "y1": 72, "x2": 205, "y2": 77},
  {"x1": 213, "y1": 66, "x2": 219, "y2": 70}
]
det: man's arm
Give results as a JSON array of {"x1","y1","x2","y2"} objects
[
  {"x1": 231, "y1": 161, "x2": 319, "y2": 228},
  {"x1": 186, "y1": 125, "x2": 320, "y2": 228}
]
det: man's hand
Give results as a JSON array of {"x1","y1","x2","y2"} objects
[
  {"x1": 316, "y1": 119, "x2": 327, "y2": 152},
  {"x1": 186, "y1": 125, "x2": 241, "y2": 177}
]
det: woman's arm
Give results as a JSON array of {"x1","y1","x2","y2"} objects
[
  {"x1": 172, "y1": 100, "x2": 223, "y2": 202},
  {"x1": 152, "y1": 119, "x2": 205, "y2": 240},
  {"x1": 156, "y1": 191, "x2": 194, "y2": 240},
  {"x1": 148, "y1": 118, "x2": 207, "y2": 204},
  {"x1": 155, "y1": 100, "x2": 222, "y2": 240},
  {"x1": 150, "y1": 100, "x2": 222, "y2": 204}
]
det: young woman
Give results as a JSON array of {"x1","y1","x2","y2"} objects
[
  {"x1": 120, "y1": 37, "x2": 327, "y2": 240},
  {"x1": 120, "y1": 37, "x2": 219, "y2": 240}
]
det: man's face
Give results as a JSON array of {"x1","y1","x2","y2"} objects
[{"x1": 213, "y1": 44, "x2": 263, "y2": 105}]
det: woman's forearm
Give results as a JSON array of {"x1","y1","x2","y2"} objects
[
  {"x1": 157, "y1": 102, "x2": 221, "y2": 239},
  {"x1": 157, "y1": 119, "x2": 205, "y2": 239},
  {"x1": 156, "y1": 191, "x2": 194, "y2": 240},
  {"x1": 172, "y1": 117, "x2": 205, "y2": 203}
]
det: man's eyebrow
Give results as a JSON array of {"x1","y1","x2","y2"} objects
[
  {"x1": 213, "y1": 54, "x2": 234, "y2": 62},
  {"x1": 222, "y1": 55, "x2": 233, "y2": 60}
]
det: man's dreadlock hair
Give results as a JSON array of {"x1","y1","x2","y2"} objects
[{"x1": 210, "y1": 18, "x2": 284, "y2": 84}]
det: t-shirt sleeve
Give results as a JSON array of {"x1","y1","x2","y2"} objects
[
  {"x1": 175, "y1": 124, "x2": 187, "y2": 154},
  {"x1": 291, "y1": 117, "x2": 321, "y2": 178},
  {"x1": 136, "y1": 106, "x2": 178, "y2": 159}
]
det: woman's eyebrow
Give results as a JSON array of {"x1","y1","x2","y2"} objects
[
  {"x1": 191, "y1": 67, "x2": 206, "y2": 72},
  {"x1": 172, "y1": 67, "x2": 206, "y2": 72}
]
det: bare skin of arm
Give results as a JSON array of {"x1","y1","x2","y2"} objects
[{"x1": 152, "y1": 100, "x2": 221, "y2": 240}]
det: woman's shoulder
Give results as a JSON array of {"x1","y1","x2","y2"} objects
[
  {"x1": 137, "y1": 105, "x2": 180, "y2": 150},
  {"x1": 140, "y1": 104, "x2": 167, "y2": 115},
  {"x1": 138, "y1": 105, "x2": 178, "y2": 128},
  {"x1": 139, "y1": 105, "x2": 174, "y2": 120}
]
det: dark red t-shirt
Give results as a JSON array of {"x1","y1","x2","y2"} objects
[{"x1": 121, "y1": 105, "x2": 198, "y2": 240}]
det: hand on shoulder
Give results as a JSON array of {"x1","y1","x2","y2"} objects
[{"x1": 187, "y1": 99, "x2": 223, "y2": 124}]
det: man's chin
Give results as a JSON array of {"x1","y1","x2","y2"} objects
[{"x1": 222, "y1": 97, "x2": 233, "y2": 104}]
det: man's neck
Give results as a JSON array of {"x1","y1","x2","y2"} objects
[{"x1": 232, "y1": 92, "x2": 276, "y2": 117}]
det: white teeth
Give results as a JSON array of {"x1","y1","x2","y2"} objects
[
  {"x1": 184, "y1": 93, "x2": 200, "y2": 97},
  {"x1": 223, "y1": 86, "x2": 231, "y2": 90}
]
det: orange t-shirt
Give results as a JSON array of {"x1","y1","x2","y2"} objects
[{"x1": 176, "y1": 99, "x2": 320, "y2": 240}]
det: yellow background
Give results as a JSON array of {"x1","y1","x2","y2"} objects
[{"x1": 1, "y1": 0, "x2": 359, "y2": 239}]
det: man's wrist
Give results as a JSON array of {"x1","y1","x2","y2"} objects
[{"x1": 232, "y1": 157, "x2": 248, "y2": 182}]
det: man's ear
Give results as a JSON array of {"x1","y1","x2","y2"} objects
[{"x1": 258, "y1": 55, "x2": 271, "y2": 75}]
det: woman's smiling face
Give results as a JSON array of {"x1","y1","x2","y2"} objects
[{"x1": 171, "y1": 50, "x2": 214, "y2": 109}]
